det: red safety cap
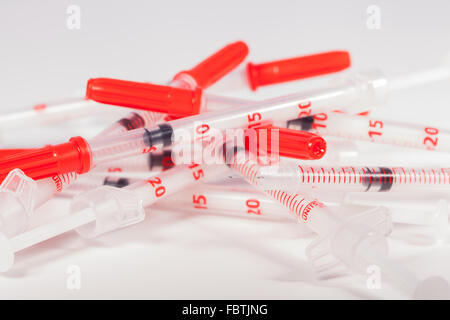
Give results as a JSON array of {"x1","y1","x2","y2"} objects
[
  {"x1": 173, "y1": 41, "x2": 249, "y2": 89},
  {"x1": 86, "y1": 78, "x2": 203, "y2": 117},
  {"x1": 247, "y1": 125, "x2": 326, "y2": 160},
  {"x1": 0, "y1": 137, "x2": 91, "y2": 182},
  {"x1": 246, "y1": 50, "x2": 351, "y2": 91}
]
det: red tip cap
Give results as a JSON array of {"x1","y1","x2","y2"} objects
[
  {"x1": 248, "y1": 126, "x2": 326, "y2": 160},
  {"x1": 246, "y1": 50, "x2": 351, "y2": 91},
  {"x1": 0, "y1": 137, "x2": 91, "y2": 182},
  {"x1": 174, "y1": 41, "x2": 249, "y2": 89},
  {"x1": 86, "y1": 78, "x2": 203, "y2": 117}
]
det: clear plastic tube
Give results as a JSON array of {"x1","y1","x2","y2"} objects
[
  {"x1": 287, "y1": 111, "x2": 450, "y2": 153},
  {"x1": 257, "y1": 162, "x2": 450, "y2": 193},
  {"x1": 153, "y1": 184, "x2": 291, "y2": 220},
  {"x1": 91, "y1": 149, "x2": 175, "y2": 174},
  {"x1": 60, "y1": 174, "x2": 149, "y2": 197},
  {"x1": 0, "y1": 97, "x2": 128, "y2": 131},
  {"x1": 60, "y1": 174, "x2": 296, "y2": 220}
]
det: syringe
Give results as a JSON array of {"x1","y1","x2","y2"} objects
[
  {"x1": 149, "y1": 185, "x2": 387, "y2": 235},
  {"x1": 224, "y1": 139, "x2": 448, "y2": 297},
  {"x1": 287, "y1": 111, "x2": 450, "y2": 153},
  {"x1": 63, "y1": 180, "x2": 301, "y2": 222},
  {"x1": 0, "y1": 129, "x2": 323, "y2": 270},
  {"x1": 257, "y1": 163, "x2": 450, "y2": 192}
]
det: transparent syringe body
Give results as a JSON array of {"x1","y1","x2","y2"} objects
[
  {"x1": 257, "y1": 162, "x2": 450, "y2": 193},
  {"x1": 287, "y1": 112, "x2": 450, "y2": 153},
  {"x1": 154, "y1": 184, "x2": 293, "y2": 221},
  {"x1": 0, "y1": 97, "x2": 127, "y2": 131}
]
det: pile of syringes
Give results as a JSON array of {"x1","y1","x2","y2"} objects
[{"x1": 1, "y1": 40, "x2": 450, "y2": 299}]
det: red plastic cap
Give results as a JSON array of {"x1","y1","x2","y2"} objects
[
  {"x1": 246, "y1": 50, "x2": 351, "y2": 91},
  {"x1": 0, "y1": 149, "x2": 31, "y2": 158},
  {"x1": 86, "y1": 78, "x2": 203, "y2": 117},
  {"x1": 248, "y1": 126, "x2": 326, "y2": 160},
  {"x1": 0, "y1": 137, "x2": 91, "y2": 182},
  {"x1": 173, "y1": 41, "x2": 249, "y2": 89}
]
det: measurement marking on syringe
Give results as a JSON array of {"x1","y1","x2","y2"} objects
[
  {"x1": 296, "y1": 202, "x2": 304, "y2": 215},
  {"x1": 350, "y1": 167, "x2": 355, "y2": 184},
  {"x1": 332, "y1": 168, "x2": 336, "y2": 184},
  {"x1": 295, "y1": 166, "x2": 450, "y2": 188},
  {"x1": 288, "y1": 194, "x2": 299, "y2": 212},
  {"x1": 248, "y1": 164, "x2": 258, "y2": 183},
  {"x1": 299, "y1": 166, "x2": 305, "y2": 183},
  {"x1": 285, "y1": 194, "x2": 292, "y2": 207},
  {"x1": 281, "y1": 192, "x2": 288, "y2": 205},
  {"x1": 320, "y1": 167, "x2": 326, "y2": 183}
]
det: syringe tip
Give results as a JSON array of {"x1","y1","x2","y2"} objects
[
  {"x1": 309, "y1": 137, "x2": 327, "y2": 159},
  {"x1": 251, "y1": 126, "x2": 327, "y2": 160}
]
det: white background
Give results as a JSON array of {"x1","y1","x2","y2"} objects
[{"x1": 0, "y1": 0, "x2": 450, "y2": 299}]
